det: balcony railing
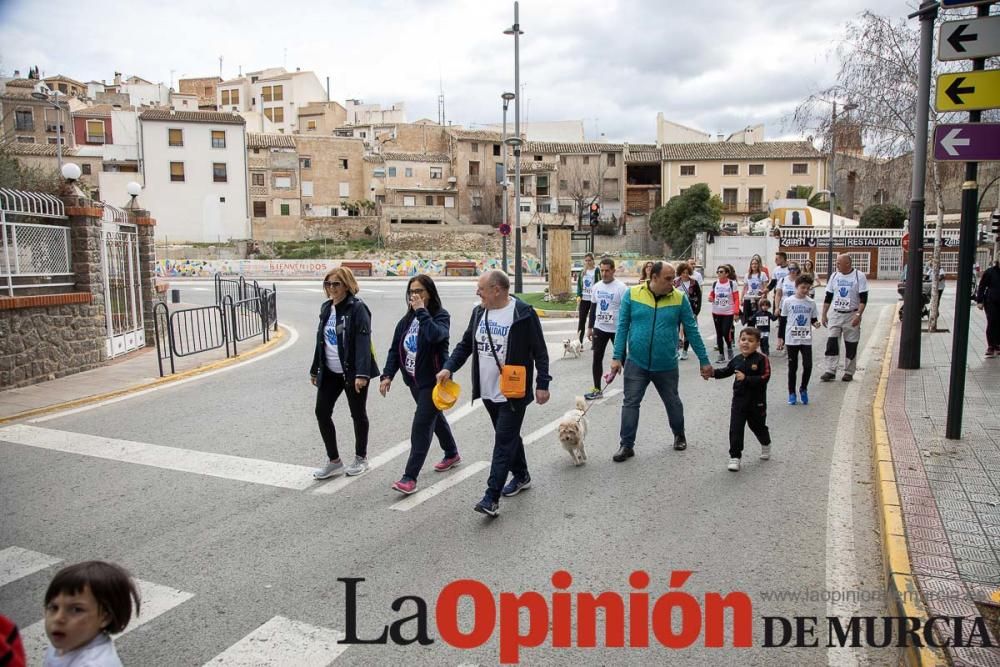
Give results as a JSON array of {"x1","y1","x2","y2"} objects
[
  {"x1": 721, "y1": 200, "x2": 767, "y2": 213},
  {"x1": 467, "y1": 174, "x2": 481, "y2": 186},
  {"x1": 87, "y1": 135, "x2": 105, "y2": 144}
]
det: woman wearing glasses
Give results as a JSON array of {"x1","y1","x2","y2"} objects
[
  {"x1": 310, "y1": 267, "x2": 380, "y2": 480},
  {"x1": 379, "y1": 275, "x2": 461, "y2": 495}
]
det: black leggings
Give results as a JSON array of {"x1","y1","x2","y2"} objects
[
  {"x1": 741, "y1": 298, "x2": 759, "y2": 326},
  {"x1": 591, "y1": 329, "x2": 616, "y2": 388},
  {"x1": 786, "y1": 345, "x2": 813, "y2": 393},
  {"x1": 315, "y1": 372, "x2": 369, "y2": 460},
  {"x1": 713, "y1": 314, "x2": 734, "y2": 354},
  {"x1": 577, "y1": 300, "x2": 593, "y2": 343}
]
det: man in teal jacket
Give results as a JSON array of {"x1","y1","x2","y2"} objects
[{"x1": 609, "y1": 261, "x2": 713, "y2": 461}]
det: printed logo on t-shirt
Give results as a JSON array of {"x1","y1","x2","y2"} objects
[
  {"x1": 476, "y1": 319, "x2": 510, "y2": 357},
  {"x1": 403, "y1": 319, "x2": 419, "y2": 376}
]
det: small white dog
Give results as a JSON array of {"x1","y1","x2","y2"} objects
[
  {"x1": 562, "y1": 339, "x2": 583, "y2": 358},
  {"x1": 558, "y1": 396, "x2": 589, "y2": 466}
]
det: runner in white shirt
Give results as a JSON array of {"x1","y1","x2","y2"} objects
[
  {"x1": 769, "y1": 251, "x2": 791, "y2": 304},
  {"x1": 742, "y1": 255, "x2": 768, "y2": 326},
  {"x1": 820, "y1": 253, "x2": 869, "y2": 382},
  {"x1": 775, "y1": 262, "x2": 801, "y2": 312},
  {"x1": 709, "y1": 265, "x2": 740, "y2": 362},
  {"x1": 777, "y1": 275, "x2": 821, "y2": 405},
  {"x1": 586, "y1": 257, "x2": 628, "y2": 399}
]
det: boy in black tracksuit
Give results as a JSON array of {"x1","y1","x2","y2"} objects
[{"x1": 712, "y1": 327, "x2": 772, "y2": 472}]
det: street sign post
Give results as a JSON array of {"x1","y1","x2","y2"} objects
[
  {"x1": 936, "y1": 70, "x2": 1000, "y2": 111},
  {"x1": 938, "y1": 16, "x2": 1000, "y2": 61},
  {"x1": 933, "y1": 123, "x2": 1000, "y2": 160}
]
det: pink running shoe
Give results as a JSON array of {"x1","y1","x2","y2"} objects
[
  {"x1": 434, "y1": 454, "x2": 462, "y2": 472},
  {"x1": 391, "y1": 478, "x2": 417, "y2": 495}
]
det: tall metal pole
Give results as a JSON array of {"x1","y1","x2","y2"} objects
[
  {"x1": 501, "y1": 98, "x2": 509, "y2": 275},
  {"x1": 945, "y1": 2, "x2": 990, "y2": 439},
  {"x1": 899, "y1": 0, "x2": 937, "y2": 370},
  {"x1": 828, "y1": 101, "x2": 837, "y2": 279},
  {"x1": 55, "y1": 102, "x2": 63, "y2": 171},
  {"x1": 512, "y1": 1, "x2": 523, "y2": 293}
]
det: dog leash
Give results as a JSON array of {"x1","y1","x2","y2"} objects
[{"x1": 576, "y1": 374, "x2": 616, "y2": 420}]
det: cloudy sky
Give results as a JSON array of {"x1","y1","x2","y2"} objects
[{"x1": 1, "y1": 0, "x2": 922, "y2": 143}]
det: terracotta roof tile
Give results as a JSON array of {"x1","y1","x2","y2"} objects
[
  {"x1": 139, "y1": 109, "x2": 245, "y2": 125},
  {"x1": 523, "y1": 141, "x2": 624, "y2": 154},
  {"x1": 381, "y1": 151, "x2": 450, "y2": 163},
  {"x1": 448, "y1": 128, "x2": 505, "y2": 142},
  {"x1": 661, "y1": 141, "x2": 825, "y2": 160},
  {"x1": 247, "y1": 133, "x2": 296, "y2": 149},
  {"x1": 1, "y1": 142, "x2": 80, "y2": 156}
]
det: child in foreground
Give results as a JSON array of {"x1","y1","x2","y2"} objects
[
  {"x1": 711, "y1": 327, "x2": 772, "y2": 472},
  {"x1": 43, "y1": 561, "x2": 141, "y2": 667}
]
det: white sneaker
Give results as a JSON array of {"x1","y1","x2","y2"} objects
[
  {"x1": 313, "y1": 459, "x2": 344, "y2": 479},
  {"x1": 727, "y1": 458, "x2": 740, "y2": 472},
  {"x1": 345, "y1": 456, "x2": 370, "y2": 476},
  {"x1": 760, "y1": 445, "x2": 771, "y2": 460},
  {"x1": 680, "y1": 349, "x2": 689, "y2": 360}
]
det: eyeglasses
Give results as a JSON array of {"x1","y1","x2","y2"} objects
[
  {"x1": 788, "y1": 268, "x2": 800, "y2": 273},
  {"x1": 323, "y1": 281, "x2": 343, "y2": 288}
]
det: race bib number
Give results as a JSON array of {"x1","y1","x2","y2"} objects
[
  {"x1": 596, "y1": 299, "x2": 614, "y2": 325},
  {"x1": 833, "y1": 286, "x2": 852, "y2": 311},
  {"x1": 715, "y1": 293, "x2": 730, "y2": 309}
]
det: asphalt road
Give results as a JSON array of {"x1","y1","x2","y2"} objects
[{"x1": 0, "y1": 277, "x2": 915, "y2": 666}]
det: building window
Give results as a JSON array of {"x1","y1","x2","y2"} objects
[
  {"x1": 426, "y1": 195, "x2": 435, "y2": 205},
  {"x1": 373, "y1": 168, "x2": 386, "y2": 178},
  {"x1": 213, "y1": 163, "x2": 228, "y2": 183},
  {"x1": 47, "y1": 137, "x2": 64, "y2": 145},
  {"x1": 388, "y1": 167, "x2": 397, "y2": 177},
  {"x1": 274, "y1": 176, "x2": 291, "y2": 188},
  {"x1": 680, "y1": 165, "x2": 695, "y2": 176},
  {"x1": 495, "y1": 163, "x2": 503, "y2": 183},
  {"x1": 405, "y1": 167, "x2": 413, "y2": 177},
  {"x1": 81, "y1": 164, "x2": 92, "y2": 175},
  {"x1": 170, "y1": 162, "x2": 185, "y2": 182},
  {"x1": 253, "y1": 201, "x2": 266, "y2": 217},
  {"x1": 221, "y1": 89, "x2": 240, "y2": 106},
  {"x1": 261, "y1": 85, "x2": 284, "y2": 102},
  {"x1": 471, "y1": 142, "x2": 478, "y2": 153},
  {"x1": 340, "y1": 158, "x2": 349, "y2": 169},
  {"x1": 558, "y1": 204, "x2": 572, "y2": 213},
  {"x1": 211, "y1": 130, "x2": 226, "y2": 148},
  {"x1": 263, "y1": 107, "x2": 284, "y2": 122},
  {"x1": 560, "y1": 155, "x2": 567, "y2": 165},
  {"x1": 472, "y1": 196, "x2": 482, "y2": 209},
  {"x1": 445, "y1": 196, "x2": 455, "y2": 208},
  {"x1": 14, "y1": 109, "x2": 32, "y2": 131},
  {"x1": 723, "y1": 164, "x2": 739, "y2": 176},
  {"x1": 538, "y1": 204, "x2": 551, "y2": 213},
  {"x1": 583, "y1": 180, "x2": 592, "y2": 190},
  {"x1": 280, "y1": 203, "x2": 290, "y2": 216},
  {"x1": 430, "y1": 166, "x2": 443, "y2": 179},
  {"x1": 534, "y1": 155, "x2": 543, "y2": 162},
  {"x1": 606, "y1": 153, "x2": 616, "y2": 167},
  {"x1": 252, "y1": 173, "x2": 264, "y2": 186},
  {"x1": 748, "y1": 188, "x2": 765, "y2": 211},
  {"x1": 58, "y1": 83, "x2": 67, "y2": 93},
  {"x1": 792, "y1": 163, "x2": 808, "y2": 174},
  {"x1": 493, "y1": 144, "x2": 501, "y2": 156},
  {"x1": 300, "y1": 157, "x2": 312, "y2": 169},
  {"x1": 403, "y1": 196, "x2": 416, "y2": 207},
  {"x1": 301, "y1": 181, "x2": 313, "y2": 197},
  {"x1": 15, "y1": 136, "x2": 34, "y2": 143},
  {"x1": 168, "y1": 128, "x2": 183, "y2": 146},
  {"x1": 582, "y1": 156, "x2": 589, "y2": 165},
  {"x1": 84, "y1": 119, "x2": 105, "y2": 143},
  {"x1": 306, "y1": 120, "x2": 317, "y2": 130},
  {"x1": 559, "y1": 179, "x2": 568, "y2": 191},
  {"x1": 749, "y1": 164, "x2": 764, "y2": 176},
  {"x1": 722, "y1": 188, "x2": 738, "y2": 209},
  {"x1": 339, "y1": 182, "x2": 350, "y2": 197},
  {"x1": 537, "y1": 175, "x2": 549, "y2": 197},
  {"x1": 469, "y1": 161, "x2": 480, "y2": 177}
]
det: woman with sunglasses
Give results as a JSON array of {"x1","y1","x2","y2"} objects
[
  {"x1": 379, "y1": 275, "x2": 461, "y2": 495},
  {"x1": 775, "y1": 262, "x2": 801, "y2": 312},
  {"x1": 801, "y1": 258, "x2": 820, "y2": 297},
  {"x1": 708, "y1": 265, "x2": 740, "y2": 362},
  {"x1": 310, "y1": 267, "x2": 380, "y2": 480}
]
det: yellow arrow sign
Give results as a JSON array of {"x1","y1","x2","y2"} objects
[{"x1": 936, "y1": 70, "x2": 1000, "y2": 111}]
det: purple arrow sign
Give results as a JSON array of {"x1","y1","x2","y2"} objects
[{"x1": 933, "y1": 123, "x2": 1000, "y2": 161}]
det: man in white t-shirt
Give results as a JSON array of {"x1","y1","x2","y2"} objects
[
  {"x1": 586, "y1": 257, "x2": 628, "y2": 399},
  {"x1": 688, "y1": 257, "x2": 704, "y2": 285},
  {"x1": 820, "y1": 254, "x2": 870, "y2": 382},
  {"x1": 769, "y1": 251, "x2": 790, "y2": 300},
  {"x1": 438, "y1": 270, "x2": 551, "y2": 518}
]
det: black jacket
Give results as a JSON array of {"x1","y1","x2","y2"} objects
[
  {"x1": 977, "y1": 265, "x2": 1000, "y2": 306},
  {"x1": 310, "y1": 295, "x2": 381, "y2": 387},
  {"x1": 675, "y1": 278, "x2": 702, "y2": 315},
  {"x1": 443, "y1": 298, "x2": 551, "y2": 405},
  {"x1": 381, "y1": 307, "x2": 451, "y2": 390},
  {"x1": 713, "y1": 351, "x2": 771, "y2": 405}
]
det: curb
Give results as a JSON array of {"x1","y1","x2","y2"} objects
[
  {"x1": 871, "y1": 308, "x2": 949, "y2": 667},
  {"x1": 533, "y1": 307, "x2": 578, "y2": 319},
  {"x1": 0, "y1": 326, "x2": 290, "y2": 426}
]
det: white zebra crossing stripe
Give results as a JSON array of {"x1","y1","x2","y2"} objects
[
  {"x1": 0, "y1": 425, "x2": 317, "y2": 491},
  {"x1": 21, "y1": 578, "x2": 194, "y2": 666},
  {"x1": 0, "y1": 547, "x2": 61, "y2": 587},
  {"x1": 389, "y1": 461, "x2": 491, "y2": 511},
  {"x1": 523, "y1": 388, "x2": 622, "y2": 445},
  {"x1": 203, "y1": 616, "x2": 347, "y2": 666}
]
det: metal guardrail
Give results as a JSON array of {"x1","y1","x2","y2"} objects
[{"x1": 153, "y1": 278, "x2": 278, "y2": 377}]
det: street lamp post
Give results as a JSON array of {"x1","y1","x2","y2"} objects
[
  {"x1": 827, "y1": 101, "x2": 857, "y2": 278},
  {"x1": 505, "y1": 2, "x2": 524, "y2": 293},
  {"x1": 501, "y1": 92, "x2": 515, "y2": 275},
  {"x1": 31, "y1": 91, "x2": 64, "y2": 170}
]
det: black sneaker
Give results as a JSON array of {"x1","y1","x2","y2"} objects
[
  {"x1": 501, "y1": 475, "x2": 531, "y2": 497},
  {"x1": 841, "y1": 373, "x2": 853, "y2": 382},
  {"x1": 673, "y1": 435, "x2": 688, "y2": 450},
  {"x1": 612, "y1": 446, "x2": 634, "y2": 462},
  {"x1": 474, "y1": 496, "x2": 499, "y2": 517},
  {"x1": 820, "y1": 372, "x2": 836, "y2": 382}
]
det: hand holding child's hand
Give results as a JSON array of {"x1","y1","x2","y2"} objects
[{"x1": 735, "y1": 370, "x2": 746, "y2": 381}]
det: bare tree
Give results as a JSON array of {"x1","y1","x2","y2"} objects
[
  {"x1": 558, "y1": 157, "x2": 607, "y2": 229},
  {"x1": 792, "y1": 9, "x2": 999, "y2": 331},
  {"x1": 470, "y1": 176, "x2": 503, "y2": 227}
]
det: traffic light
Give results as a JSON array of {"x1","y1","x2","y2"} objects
[
  {"x1": 589, "y1": 203, "x2": 600, "y2": 226},
  {"x1": 992, "y1": 211, "x2": 1000, "y2": 237}
]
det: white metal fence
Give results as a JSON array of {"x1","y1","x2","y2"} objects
[{"x1": 1, "y1": 221, "x2": 73, "y2": 296}]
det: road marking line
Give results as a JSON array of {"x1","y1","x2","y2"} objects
[
  {"x1": 523, "y1": 388, "x2": 622, "y2": 445},
  {"x1": 390, "y1": 461, "x2": 490, "y2": 511},
  {"x1": 203, "y1": 616, "x2": 347, "y2": 666},
  {"x1": 30, "y1": 325, "x2": 300, "y2": 424},
  {"x1": 825, "y1": 304, "x2": 891, "y2": 667},
  {"x1": 0, "y1": 425, "x2": 317, "y2": 491},
  {"x1": 21, "y1": 578, "x2": 194, "y2": 666},
  {"x1": 313, "y1": 400, "x2": 482, "y2": 495},
  {"x1": 0, "y1": 547, "x2": 61, "y2": 587},
  {"x1": 541, "y1": 327, "x2": 579, "y2": 334}
]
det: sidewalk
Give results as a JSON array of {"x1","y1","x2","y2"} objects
[
  {"x1": 0, "y1": 317, "x2": 286, "y2": 423},
  {"x1": 877, "y1": 299, "x2": 1000, "y2": 666}
]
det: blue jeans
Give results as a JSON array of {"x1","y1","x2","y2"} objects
[
  {"x1": 482, "y1": 399, "x2": 529, "y2": 502},
  {"x1": 619, "y1": 361, "x2": 685, "y2": 448},
  {"x1": 403, "y1": 385, "x2": 458, "y2": 481}
]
